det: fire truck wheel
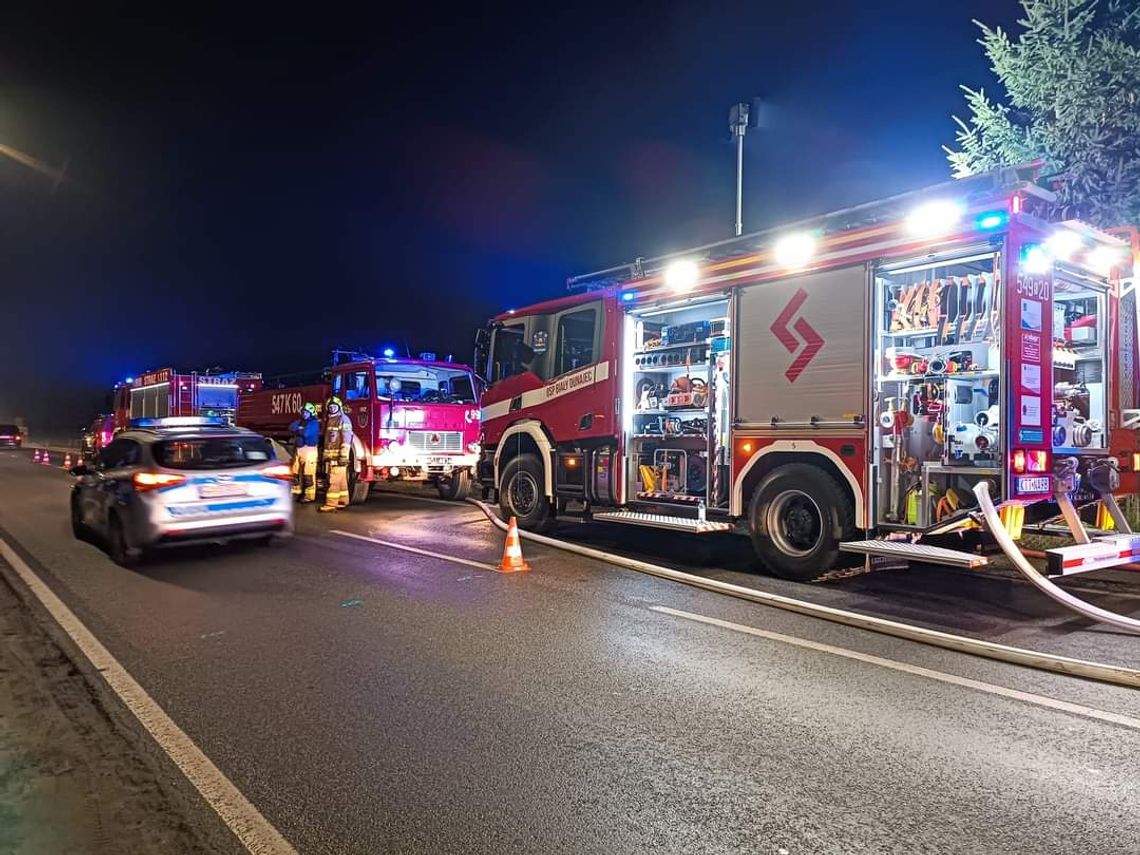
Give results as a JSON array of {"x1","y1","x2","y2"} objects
[
  {"x1": 348, "y1": 457, "x2": 371, "y2": 505},
  {"x1": 748, "y1": 463, "x2": 853, "y2": 582},
  {"x1": 500, "y1": 454, "x2": 554, "y2": 532},
  {"x1": 437, "y1": 469, "x2": 472, "y2": 501}
]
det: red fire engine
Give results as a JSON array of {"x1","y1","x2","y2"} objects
[
  {"x1": 110, "y1": 368, "x2": 263, "y2": 432},
  {"x1": 476, "y1": 165, "x2": 1140, "y2": 598},
  {"x1": 237, "y1": 351, "x2": 482, "y2": 502}
]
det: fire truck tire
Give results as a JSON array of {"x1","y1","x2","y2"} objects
[
  {"x1": 499, "y1": 454, "x2": 554, "y2": 532},
  {"x1": 748, "y1": 463, "x2": 853, "y2": 582},
  {"x1": 348, "y1": 461, "x2": 371, "y2": 505},
  {"x1": 437, "y1": 469, "x2": 472, "y2": 501}
]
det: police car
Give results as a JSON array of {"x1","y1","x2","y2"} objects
[{"x1": 70, "y1": 417, "x2": 294, "y2": 565}]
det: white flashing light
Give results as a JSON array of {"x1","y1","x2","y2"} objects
[
  {"x1": 905, "y1": 200, "x2": 965, "y2": 236},
  {"x1": 1023, "y1": 245, "x2": 1053, "y2": 274},
  {"x1": 1045, "y1": 230, "x2": 1082, "y2": 261},
  {"x1": 664, "y1": 259, "x2": 700, "y2": 293},
  {"x1": 773, "y1": 233, "x2": 816, "y2": 269},
  {"x1": 1087, "y1": 245, "x2": 1124, "y2": 275},
  {"x1": 382, "y1": 347, "x2": 396, "y2": 358}
]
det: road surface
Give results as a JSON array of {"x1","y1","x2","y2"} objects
[{"x1": 2, "y1": 448, "x2": 1140, "y2": 854}]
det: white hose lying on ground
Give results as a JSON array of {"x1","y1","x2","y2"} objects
[{"x1": 467, "y1": 499, "x2": 1140, "y2": 688}]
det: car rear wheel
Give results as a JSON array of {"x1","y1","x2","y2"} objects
[
  {"x1": 106, "y1": 513, "x2": 141, "y2": 568},
  {"x1": 499, "y1": 454, "x2": 553, "y2": 532},
  {"x1": 437, "y1": 469, "x2": 472, "y2": 501},
  {"x1": 70, "y1": 496, "x2": 89, "y2": 541}
]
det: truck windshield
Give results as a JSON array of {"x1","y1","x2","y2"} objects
[
  {"x1": 154, "y1": 436, "x2": 273, "y2": 470},
  {"x1": 375, "y1": 368, "x2": 477, "y2": 404}
]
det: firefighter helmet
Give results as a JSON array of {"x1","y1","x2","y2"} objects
[
  {"x1": 326, "y1": 395, "x2": 344, "y2": 414},
  {"x1": 302, "y1": 402, "x2": 318, "y2": 417}
]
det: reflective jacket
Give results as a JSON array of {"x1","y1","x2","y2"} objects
[
  {"x1": 289, "y1": 416, "x2": 321, "y2": 449},
  {"x1": 324, "y1": 411, "x2": 353, "y2": 463}
]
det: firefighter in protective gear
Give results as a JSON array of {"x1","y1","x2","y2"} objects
[
  {"x1": 289, "y1": 402, "x2": 320, "y2": 503},
  {"x1": 319, "y1": 396, "x2": 354, "y2": 512}
]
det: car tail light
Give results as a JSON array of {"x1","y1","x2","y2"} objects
[
  {"x1": 133, "y1": 472, "x2": 187, "y2": 491},
  {"x1": 1026, "y1": 450, "x2": 1049, "y2": 473},
  {"x1": 1012, "y1": 449, "x2": 1027, "y2": 474},
  {"x1": 261, "y1": 463, "x2": 294, "y2": 481}
]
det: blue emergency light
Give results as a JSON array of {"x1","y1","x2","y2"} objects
[{"x1": 129, "y1": 416, "x2": 230, "y2": 428}]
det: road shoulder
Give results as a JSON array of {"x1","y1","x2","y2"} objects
[{"x1": 0, "y1": 563, "x2": 234, "y2": 854}]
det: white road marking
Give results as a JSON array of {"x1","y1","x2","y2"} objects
[
  {"x1": 0, "y1": 540, "x2": 297, "y2": 855},
  {"x1": 330, "y1": 529, "x2": 498, "y2": 571},
  {"x1": 653, "y1": 605, "x2": 1140, "y2": 732}
]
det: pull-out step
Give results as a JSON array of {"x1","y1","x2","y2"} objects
[
  {"x1": 839, "y1": 539, "x2": 989, "y2": 568},
  {"x1": 592, "y1": 510, "x2": 733, "y2": 534},
  {"x1": 1045, "y1": 534, "x2": 1140, "y2": 577}
]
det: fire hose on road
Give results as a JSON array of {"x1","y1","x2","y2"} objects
[
  {"x1": 972, "y1": 481, "x2": 1140, "y2": 636},
  {"x1": 467, "y1": 499, "x2": 1140, "y2": 689}
]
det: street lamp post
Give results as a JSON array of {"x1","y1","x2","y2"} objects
[{"x1": 728, "y1": 99, "x2": 762, "y2": 237}]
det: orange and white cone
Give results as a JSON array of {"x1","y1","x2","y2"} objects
[
  {"x1": 497, "y1": 516, "x2": 531, "y2": 573},
  {"x1": 63, "y1": 452, "x2": 72, "y2": 469},
  {"x1": 41, "y1": 451, "x2": 51, "y2": 466},
  {"x1": 32, "y1": 449, "x2": 41, "y2": 464}
]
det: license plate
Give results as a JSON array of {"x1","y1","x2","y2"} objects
[
  {"x1": 1015, "y1": 476, "x2": 1050, "y2": 494},
  {"x1": 199, "y1": 484, "x2": 248, "y2": 498},
  {"x1": 426, "y1": 457, "x2": 452, "y2": 465}
]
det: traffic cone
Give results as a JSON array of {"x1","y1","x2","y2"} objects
[
  {"x1": 32, "y1": 449, "x2": 40, "y2": 464},
  {"x1": 63, "y1": 452, "x2": 72, "y2": 469},
  {"x1": 41, "y1": 451, "x2": 51, "y2": 466},
  {"x1": 497, "y1": 516, "x2": 531, "y2": 573}
]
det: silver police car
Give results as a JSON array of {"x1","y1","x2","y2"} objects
[{"x1": 70, "y1": 417, "x2": 294, "y2": 565}]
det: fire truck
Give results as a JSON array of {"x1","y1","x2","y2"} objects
[
  {"x1": 476, "y1": 164, "x2": 1140, "y2": 607},
  {"x1": 236, "y1": 351, "x2": 482, "y2": 502},
  {"x1": 111, "y1": 368, "x2": 263, "y2": 432},
  {"x1": 83, "y1": 368, "x2": 263, "y2": 457}
]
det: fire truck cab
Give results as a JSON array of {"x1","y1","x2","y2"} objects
[
  {"x1": 477, "y1": 165, "x2": 1140, "y2": 594},
  {"x1": 237, "y1": 352, "x2": 482, "y2": 502}
]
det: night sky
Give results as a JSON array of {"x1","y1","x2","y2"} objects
[{"x1": 1, "y1": 1, "x2": 1024, "y2": 432}]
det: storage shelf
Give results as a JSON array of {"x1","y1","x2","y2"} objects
[
  {"x1": 632, "y1": 433, "x2": 708, "y2": 440},
  {"x1": 880, "y1": 370, "x2": 998, "y2": 383},
  {"x1": 633, "y1": 360, "x2": 711, "y2": 372},
  {"x1": 633, "y1": 341, "x2": 719, "y2": 357},
  {"x1": 635, "y1": 407, "x2": 709, "y2": 415}
]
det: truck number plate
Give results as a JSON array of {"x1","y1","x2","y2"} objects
[
  {"x1": 199, "y1": 484, "x2": 248, "y2": 498},
  {"x1": 1015, "y1": 476, "x2": 1050, "y2": 494}
]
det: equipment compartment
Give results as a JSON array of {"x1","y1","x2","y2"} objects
[
  {"x1": 624, "y1": 298, "x2": 731, "y2": 508},
  {"x1": 872, "y1": 249, "x2": 1004, "y2": 527}
]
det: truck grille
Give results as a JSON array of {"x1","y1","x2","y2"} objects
[{"x1": 406, "y1": 430, "x2": 463, "y2": 453}]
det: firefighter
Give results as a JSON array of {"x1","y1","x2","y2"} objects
[
  {"x1": 319, "y1": 395, "x2": 354, "y2": 512},
  {"x1": 289, "y1": 402, "x2": 320, "y2": 503}
]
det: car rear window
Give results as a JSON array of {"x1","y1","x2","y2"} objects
[
  {"x1": 0, "y1": 425, "x2": 19, "y2": 435},
  {"x1": 154, "y1": 436, "x2": 273, "y2": 470}
]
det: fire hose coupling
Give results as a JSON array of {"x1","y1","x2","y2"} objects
[
  {"x1": 1052, "y1": 456, "x2": 1080, "y2": 494},
  {"x1": 1087, "y1": 457, "x2": 1121, "y2": 494}
]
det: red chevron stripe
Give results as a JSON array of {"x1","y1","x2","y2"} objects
[
  {"x1": 786, "y1": 315, "x2": 824, "y2": 383},
  {"x1": 771, "y1": 288, "x2": 807, "y2": 353}
]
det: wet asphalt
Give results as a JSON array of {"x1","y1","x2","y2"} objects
[{"x1": 2, "y1": 449, "x2": 1140, "y2": 854}]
